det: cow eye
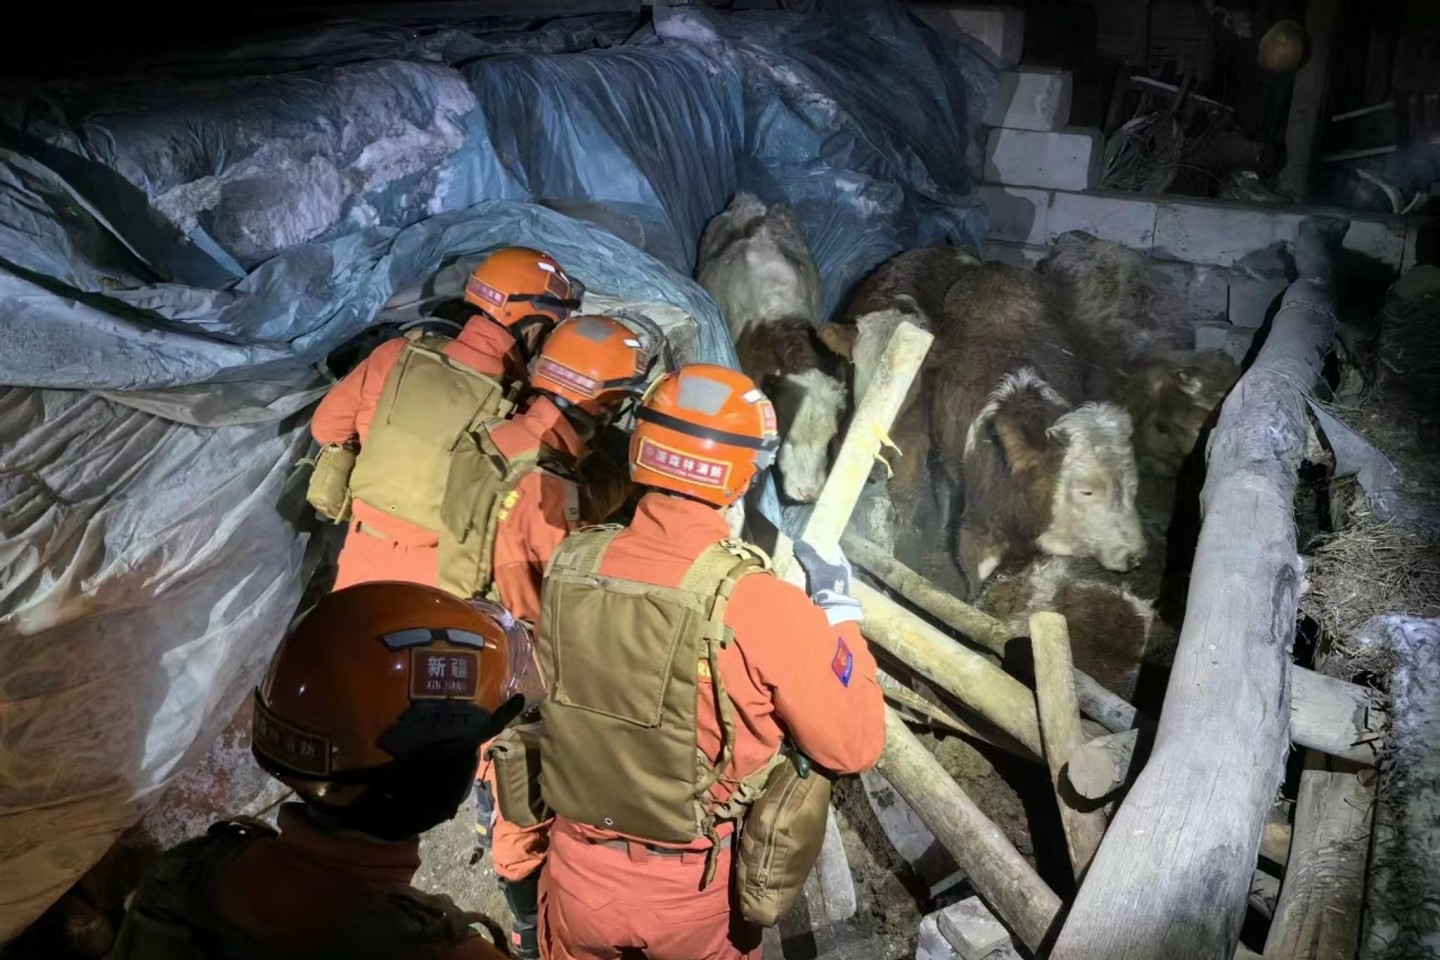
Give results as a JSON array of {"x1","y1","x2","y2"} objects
[{"x1": 1076, "y1": 488, "x2": 1094, "y2": 498}]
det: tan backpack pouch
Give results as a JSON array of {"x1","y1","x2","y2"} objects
[
  {"x1": 734, "y1": 757, "x2": 835, "y2": 925},
  {"x1": 540, "y1": 574, "x2": 704, "y2": 844},
  {"x1": 348, "y1": 338, "x2": 508, "y2": 532},
  {"x1": 487, "y1": 723, "x2": 551, "y2": 828},
  {"x1": 305, "y1": 444, "x2": 356, "y2": 523}
]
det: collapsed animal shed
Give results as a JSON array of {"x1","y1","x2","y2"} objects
[{"x1": 2, "y1": 2, "x2": 1439, "y2": 960}]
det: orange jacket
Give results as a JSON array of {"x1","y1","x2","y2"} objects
[
  {"x1": 487, "y1": 395, "x2": 588, "y2": 623},
  {"x1": 309, "y1": 316, "x2": 519, "y2": 546},
  {"x1": 213, "y1": 804, "x2": 505, "y2": 959},
  {"x1": 560, "y1": 491, "x2": 886, "y2": 848}
]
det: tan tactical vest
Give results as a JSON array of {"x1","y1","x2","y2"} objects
[
  {"x1": 347, "y1": 332, "x2": 516, "y2": 533},
  {"x1": 437, "y1": 421, "x2": 579, "y2": 601},
  {"x1": 536, "y1": 527, "x2": 783, "y2": 880},
  {"x1": 107, "y1": 818, "x2": 484, "y2": 960}
]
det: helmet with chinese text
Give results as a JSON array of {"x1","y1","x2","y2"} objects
[
  {"x1": 629, "y1": 364, "x2": 779, "y2": 507},
  {"x1": 252, "y1": 583, "x2": 529, "y2": 840}
]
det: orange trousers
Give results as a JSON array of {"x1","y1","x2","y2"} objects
[
  {"x1": 478, "y1": 751, "x2": 550, "y2": 882},
  {"x1": 332, "y1": 522, "x2": 439, "y2": 590},
  {"x1": 537, "y1": 822, "x2": 762, "y2": 960}
]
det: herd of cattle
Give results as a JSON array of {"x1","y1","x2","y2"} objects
[{"x1": 696, "y1": 194, "x2": 1242, "y2": 665}]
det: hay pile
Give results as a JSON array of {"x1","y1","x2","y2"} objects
[{"x1": 1302, "y1": 501, "x2": 1440, "y2": 646}]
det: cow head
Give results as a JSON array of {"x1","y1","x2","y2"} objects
[
  {"x1": 1000, "y1": 401, "x2": 1146, "y2": 573},
  {"x1": 1120, "y1": 352, "x2": 1239, "y2": 476},
  {"x1": 769, "y1": 367, "x2": 847, "y2": 502}
]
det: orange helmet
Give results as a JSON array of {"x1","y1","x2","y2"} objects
[
  {"x1": 252, "y1": 583, "x2": 530, "y2": 839},
  {"x1": 463, "y1": 247, "x2": 584, "y2": 355},
  {"x1": 629, "y1": 364, "x2": 779, "y2": 507},
  {"x1": 530, "y1": 315, "x2": 651, "y2": 417}
]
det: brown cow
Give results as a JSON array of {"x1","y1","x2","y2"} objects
[{"x1": 1115, "y1": 350, "x2": 1240, "y2": 477}]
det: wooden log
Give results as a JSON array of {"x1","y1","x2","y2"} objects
[
  {"x1": 846, "y1": 533, "x2": 1383, "y2": 759},
  {"x1": 878, "y1": 671, "x2": 977, "y2": 739},
  {"x1": 1262, "y1": 753, "x2": 1374, "y2": 959},
  {"x1": 771, "y1": 320, "x2": 933, "y2": 574},
  {"x1": 757, "y1": 319, "x2": 932, "y2": 927},
  {"x1": 842, "y1": 533, "x2": 1013, "y2": 653},
  {"x1": 876, "y1": 709, "x2": 1062, "y2": 951},
  {"x1": 843, "y1": 534, "x2": 1141, "y2": 734},
  {"x1": 1067, "y1": 729, "x2": 1141, "y2": 801},
  {"x1": 1291, "y1": 667, "x2": 1384, "y2": 765},
  {"x1": 1278, "y1": 0, "x2": 1342, "y2": 201},
  {"x1": 856, "y1": 581, "x2": 1044, "y2": 758},
  {"x1": 1068, "y1": 671, "x2": 1381, "y2": 800},
  {"x1": 1030, "y1": 612, "x2": 1108, "y2": 879},
  {"x1": 1050, "y1": 278, "x2": 1339, "y2": 960}
]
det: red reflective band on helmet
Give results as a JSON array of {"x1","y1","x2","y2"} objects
[
  {"x1": 466, "y1": 277, "x2": 506, "y2": 308},
  {"x1": 636, "y1": 436, "x2": 730, "y2": 487},
  {"x1": 254, "y1": 695, "x2": 332, "y2": 777},
  {"x1": 410, "y1": 650, "x2": 481, "y2": 700},
  {"x1": 534, "y1": 357, "x2": 600, "y2": 399},
  {"x1": 759, "y1": 399, "x2": 777, "y2": 434}
]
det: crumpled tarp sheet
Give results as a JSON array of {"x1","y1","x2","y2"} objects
[{"x1": 0, "y1": 1, "x2": 989, "y2": 939}]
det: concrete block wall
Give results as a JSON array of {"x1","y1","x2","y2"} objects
[{"x1": 919, "y1": 2, "x2": 1418, "y2": 343}]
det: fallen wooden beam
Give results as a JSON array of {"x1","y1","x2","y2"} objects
[
  {"x1": 876, "y1": 709, "x2": 1062, "y2": 951},
  {"x1": 844, "y1": 533, "x2": 1383, "y2": 762},
  {"x1": 1050, "y1": 275, "x2": 1339, "y2": 960},
  {"x1": 1262, "y1": 754, "x2": 1374, "y2": 959},
  {"x1": 766, "y1": 318, "x2": 932, "y2": 926},
  {"x1": 843, "y1": 534, "x2": 1140, "y2": 734},
  {"x1": 1290, "y1": 668, "x2": 1384, "y2": 765},
  {"x1": 770, "y1": 321, "x2": 933, "y2": 575},
  {"x1": 1068, "y1": 668, "x2": 1383, "y2": 799},
  {"x1": 1030, "y1": 612, "x2": 1107, "y2": 879},
  {"x1": 856, "y1": 581, "x2": 1043, "y2": 758},
  {"x1": 1067, "y1": 729, "x2": 1141, "y2": 801},
  {"x1": 878, "y1": 671, "x2": 976, "y2": 739}
]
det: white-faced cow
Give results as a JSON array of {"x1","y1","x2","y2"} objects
[
  {"x1": 826, "y1": 251, "x2": 1147, "y2": 597},
  {"x1": 696, "y1": 193, "x2": 842, "y2": 502},
  {"x1": 934, "y1": 261, "x2": 1146, "y2": 594}
]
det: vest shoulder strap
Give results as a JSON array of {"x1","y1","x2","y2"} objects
[{"x1": 545, "y1": 524, "x2": 625, "y2": 579}]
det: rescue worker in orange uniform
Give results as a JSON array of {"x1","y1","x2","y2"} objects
[
  {"x1": 526, "y1": 364, "x2": 887, "y2": 960},
  {"x1": 108, "y1": 582, "x2": 535, "y2": 960},
  {"x1": 308, "y1": 247, "x2": 584, "y2": 591},
  {"x1": 445, "y1": 314, "x2": 650, "y2": 959}
]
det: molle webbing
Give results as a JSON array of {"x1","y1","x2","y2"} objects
[
  {"x1": 347, "y1": 334, "x2": 515, "y2": 533},
  {"x1": 536, "y1": 527, "x2": 772, "y2": 862}
]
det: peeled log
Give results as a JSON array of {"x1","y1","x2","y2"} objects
[
  {"x1": 1068, "y1": 668, "x2": 1382, "y2": 800},
  {"x1": 1050, "y1": 278, "x2": 1338, "y2": 960},
  {"x1": 771, "y1": 320, "x2": 933, "y2": 573},
  {"x1": 765, "y1": 319, "x2": 933, "y2": 925},
  {"x1": 1261, "y1": 755, "x2": 1374, "y2": 959},
  {"x1": 877, "y1": 709, "x2": 1061, "y2": 950},
  {"x1": 1030, "y1": 612, "x2": 1107, "y2": 879},
  {"x1": 843, "y1": 534, "x2": 1140, "y2": 734},
  {"x1": 845, "y1": 533, "x2": 1381, "y2": 758},
  {"x1": 856, "y1": 581, "x2": 1043, "y2": 757},
  {"x1": 1067, "y1": 729, "x2": 1141, "y2": 801}
]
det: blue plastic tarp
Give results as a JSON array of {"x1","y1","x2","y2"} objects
[{"x1": 0, "y1": 1, "x2": 989, "y2": 939}]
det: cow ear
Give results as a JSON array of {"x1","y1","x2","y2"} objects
[
  {"x1": 994, "y1": 414, "x2": 1047, "y2": 473},
  {"x1": 1173, "y1": 368, "x2": 1204, "y2": 397},
  {"x1": 816, "y1": 323, "x2": 857, "y2": 358},
  {"x1": 1044, "y1": 421, "x2": 1074, "y2": 450}
]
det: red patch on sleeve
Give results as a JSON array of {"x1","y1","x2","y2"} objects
[{"x1": 831, "y1": 637, "x2": 854, "y2": 687}]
